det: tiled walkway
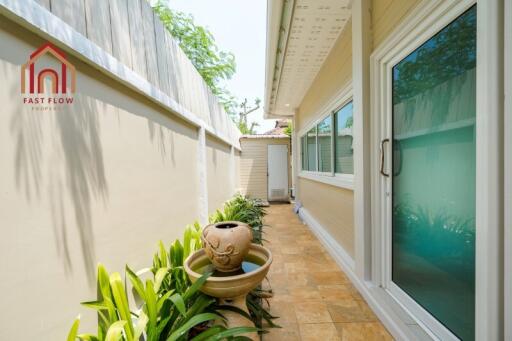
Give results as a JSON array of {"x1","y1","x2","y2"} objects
[{"x1": 262, "y1": 204, "x2": 393, "y2": 341}]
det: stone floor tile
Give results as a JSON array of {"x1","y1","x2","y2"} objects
[
  {"x1": 299, "y1": 323, "x2": 341, "y2": 341},
  {"x1": 327, "y1": 298, "x2": 377, "y2": 323},
  {"x1": 263, "y1": 323, "x2": 301, "y2": 341},
  {"x1": 335, "y1": 322, "x2": 394, "y2": 341},
  {"x1": 318, "y1": 285, "x2": 354, "y2": 300},
  {"x1": 310, "y1": 271, "x2": 349, "y2": 285},
  {"x1": 287, "y1": 272, "x2": 316, "y2": 287},
  {"x1": 289, "y1": 286, "x2": 323, "y2": 301},
  {"x1": 285, "y1": 261, "x2": 309, "y2": 273},
  {"x1": 268, "y1": 301, "x2": 298, "y2": 323},
  {"x1": 294, "y1": 301, "x2": 333, "y2": 323},
  {"x1": 263, "y1": 204, "x2": 392, "y2": 340}
]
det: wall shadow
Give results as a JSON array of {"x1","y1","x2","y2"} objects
[{"x1": 3, "y1": 15, "x2": 200, "y2": 286}]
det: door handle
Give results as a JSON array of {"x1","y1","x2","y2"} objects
[{"x1": 380, "y1": 138, "x2": 390, "y2": 177}]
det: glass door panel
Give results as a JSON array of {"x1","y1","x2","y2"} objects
[{"x1": 391, "y1": 6, "x2": 476, "y2": 340}]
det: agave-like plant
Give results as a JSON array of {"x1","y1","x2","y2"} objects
[{"x1": 67, "y1": 264, "x2": 257, "y2": 341}]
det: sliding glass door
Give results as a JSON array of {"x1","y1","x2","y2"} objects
[{"x1": 391, "y1": 6, "x2": 476, "y2": 340}]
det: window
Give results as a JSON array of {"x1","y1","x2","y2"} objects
[
  {"x1": 306, "y1": 126, "x2": 317, "y2": 171},
  {"x1": 301, "y1": 136, "x2": 308, "y2": 171},
  {"x1": 334, "y1": 101, "x2": 353, "y2": 174},
  {"x1": 299, "y1": 97, "x2": 354, "y2": 187},
  {"x1": 317, "y1": 115, "x2": 332, "y2": 172}
]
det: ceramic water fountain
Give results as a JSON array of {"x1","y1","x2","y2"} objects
[{"x1": 184, "y1": 221, "x2": 273, "y2": 340}]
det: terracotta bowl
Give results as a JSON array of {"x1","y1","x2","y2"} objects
[{"x1": 184, "y1": 243, "x2": 272, "y2": 298}]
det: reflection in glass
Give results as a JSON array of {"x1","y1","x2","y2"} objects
[
  {"x1": 392, "y1": 6, "x2": 476, "y2": 341},
  {"x1": 317, "y1": 116, "x2": 332, "y2": 172},
  {"x1": 335, "y1": 101, "x2": 353, "y2": 174},
  {"x1": 301, "y1": 136, "x2": 307, "y2": 170},
  {"x1": 307, "y1": 126, "x2": 317, "y2": 171}
]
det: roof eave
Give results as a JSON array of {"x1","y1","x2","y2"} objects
[{"x1": 264, "y1": 0, "x2": 293, "y2": 119}]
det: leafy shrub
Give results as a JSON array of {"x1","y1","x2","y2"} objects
[
  {"x1": 210, "y1": 194, "x2": 266, "y2": 245},
  {"x1": 67, "y1": 194, "x2": 276, "y2": 340},
  {"x1": 67, "y1": 222, "x2": 255, "y2": 340}
]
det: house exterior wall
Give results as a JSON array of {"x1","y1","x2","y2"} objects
[
  {"x1": 300, "y1": 178, "x2": 355, "y2": 255},
  {"x1": 295, "y1": 0, "x2": 421, "y2": 261},
  {"x1": 239, "y1": 137, "x2": 291, "y2": 201},
  {"x1": 296, "y1": 22, "x2": 355, "y2": 257},
  {"x1": 371, "y1": 0, "x2": 422, "y2": 49},
  {"x1": 0, "y1": 3, "x2": 241, "y2": 340}
]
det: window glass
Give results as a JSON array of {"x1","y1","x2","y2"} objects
[
  {"x1": 301, "y1": 136, "x2": 307, "y2": 170},
  {"x1": 334, "y1": 101, "x2": 354, "y2": 174},
  {"x1": 306, "y1": 126, "x2": 317, "y2": 171},
  {"x1": 317, "y1": 116, "x2": 332, "y2": 172}
]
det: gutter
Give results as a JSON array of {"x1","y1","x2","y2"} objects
[{"x1": 264, "y1": 0, "x2": 295, "y2": 119}]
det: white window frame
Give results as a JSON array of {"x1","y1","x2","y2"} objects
[
  {"x1": 504, "y1": 0, "x2": 511, "y2": 338},
  {"x1": 298, "y1": 84, "x2": 354, "y2": 190},
  {"x1": 370, "y1": 0, "x2": 503, "y2": 340}
]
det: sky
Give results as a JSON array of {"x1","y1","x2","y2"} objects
[{"x1": 166, "y1": 0, "x2": 275, "y2": 134}]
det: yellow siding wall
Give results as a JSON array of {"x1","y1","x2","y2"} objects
[
  {"x1": 299, "y1": 178, "x2": 355, "y2": 256},
  {"x1": 295, "y1": 0, "x2": 422, "y2": 261},
  {"x1": 296, "y1": 22, "x2": 355, "y2": 258},
  {"x1": 371, "y1": 0, "x2": 421, "y2": 49},
  {"x1": 239, "y1": 138, "x2": 291, "y2": 201},
  {"x1": 299, "y1": 23, "x2": 352, "y2": 128}
]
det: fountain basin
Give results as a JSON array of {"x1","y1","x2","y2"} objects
[
  {"x1": 185, "y1": 243, "x2": 272, "y2": 341},
  {"x1": 184, "y1": 243, "x2": 272, "y2": 298}
]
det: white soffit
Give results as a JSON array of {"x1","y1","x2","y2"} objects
[{"x1": 268, "y1": 0, "x2": 352, "y2": 117}]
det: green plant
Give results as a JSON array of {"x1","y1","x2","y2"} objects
[
  {"x1": 150, "y1": 223, "x2": 203, "y2": 296},
  {"x1": 67, "y1": 223, "x2": 257, "y2": 341},
  {"x1": 68, "y1": 264, "x2": 257, "y2": 341},
  {"x1": 283, "y1": 122, "x2": 292, "y2": 137},
  {"x1": 68, "y1": 195, "x2": 277, "y2": 340},
  {"x1": 209, "y1": 194, "x2": 266, "y2": 244}
]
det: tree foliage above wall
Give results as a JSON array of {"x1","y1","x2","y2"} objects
[{"x1": 151, "y1": 0, "x2": 238, "y2": 114}]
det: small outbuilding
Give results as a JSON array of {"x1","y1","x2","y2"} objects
[{"x1": 239, "y1": 121, "x2": 291, "y2": 203}]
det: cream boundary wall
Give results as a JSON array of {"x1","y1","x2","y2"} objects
[
  {"x1": 239, "y1": 137, "x2": 291, "y2": 201},
  {"x1": 206, "y1": 135, "x2": 237, "y2": 215},
  {"x1": 0, "y1": 1, "x2": 241, "y2": 339}
]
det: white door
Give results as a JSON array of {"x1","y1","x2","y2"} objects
[
  {"x1": 267, "y1": 144, "x2": 289, "y2": 201},
  {"x1": 373, "y1": 3, "x2": 477, "y2": 340}
]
